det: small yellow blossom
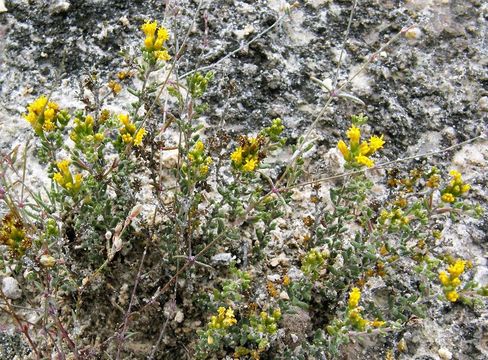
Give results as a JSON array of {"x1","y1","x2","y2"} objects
[
  {"x1": 53, "y1": 172, "x2": 64, "y2": 185},
  {"x1": 348, "y1": 287, "x2": 361, "y2": 308},
  {"x1": 359, "y1": 141, "x2": 370, "y2": 155},
  {"x1": 439, "y1": 271, "x2": 449, "y2": 286},
  {"x1": 194, "y1": 140, "x2": 205, "y2": 153},
  {"x1": 108, "y1": 80, "x2": 122, "y2": 94},
  {"x1": 208, "y1": 306, "x2": 237, "y2": 329},
  {"x1": 447, "y1": 260, "x2": 466, "y2": 278},
  {"x1": 337, "y1": 140, "x2": 350, "y2": 159},
  {"x1": 207, "y1": 336, "x2": 214, "y2": 345},
  {"x1": 426, "y1": 174, "x2": 440, "y2": 188},
  {"x1": 141, "y1": 21, "x2": 157, "y2": 37},
  {"x1": 446, "y1": 290, "x2": 459, "y2": 302},
  {"x1": 57, "y1": 159, "x2": 71, "y2": 173},
  {"x1": 355, "y1": 154, "x2": 374, "y2": 168},
  {"x1": 243, "y1": 157, "x2": 258, "y2": 172},
  {"x1": 119, "y1": 114, "x2": 130, "y2": 126},
  {"x1": 144, "y1": 36, "x2": 154, "y2": 49},
  {"x1": 44, "y1": 108, "x2": 56, "y2": 121},
  {"x1": 346, "y1": 125, "x2": 361, "y2": 145},
  {"x1": 441, "y1": 193, "x2": 455, "y2": 203},
  {"x1": 370, "y1": 319, "x2": 386, "y2": 327},
  {"x1": 449, "y1": 170, "x2": 462, "y2": 182},
  {"x1": 134, "y1": 128, "x2": 147, "y2": 147},
  {"x1": 231, "y1": 147, "x2": 243, "y2": 164},
  {"x1": 156, "y1": 27, "x2": 170, "y2": 43},
  {"x1": 282, "y1": 275, "x2": 291, "y2": 286},
  {"x1": 43, "y1": 119, "x2": 56, "y2": 132},
  {"x1": 122, "y1": 134, "x2": 133, "y2": 144},
  {"x1": 368, "y1": 135, "x2": 385, "y2": 152},
  {"x1": 155, "y1": 50, "x2": 171, "y2": 61}
]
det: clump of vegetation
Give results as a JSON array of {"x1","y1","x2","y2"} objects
[{"x1": 0, "y1": 8, "x2": 486, "y2": 360}]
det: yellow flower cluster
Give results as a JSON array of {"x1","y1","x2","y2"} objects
[
  {"x1": 118, "y1": 114, "x2": 146, "y2": 147},
  {"x1": 108, "y1": 80, "x2": 122, "y2": 94},
  {"x1": 23, "y1": 95, "x2": 67, "y2": 135},
  {"x1": 70, "y1": 114, "x2": 105, "y2": 144},
  {"x1": 53, "y1": 159, "x2": 83, "y2": 193},
  {"x1": 231, "y1": 136, "x2": 264, "y2": 173},
  {"x1": 141, "y1": 20, "x2": 171, "y2": 61},
  {"x1": 208, "y1": 306, "x2": 237, "y2": 330},
  {"x1": 0, "y1": 212, "x2": 31, "y2": 257},
  {"x1": 441, "y1": 170, "x2": 470, "y2": 203},
  {"x1": 439, "y1": 259, "x2": 466, "y2": 302},
  {"x1": 348, "y1": 287, "x2": 361, "y2": 308},
  {"x1": 378, "y1": 208, "x2": 410, "y2": 227},
  {"x1": 347, "y1": 287, "x2": 386, "y2": 330},
  {"x1": 337, "y1": 124, "x2": 385, "y2": 168},
  {"x1": 187, "y1": 140, "x2": 213, "y2": 178}
]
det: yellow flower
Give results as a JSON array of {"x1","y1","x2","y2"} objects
[
  {"x1": 282, "y1": 275, "x2": 291, "y2": 286},
  {"x1": 53, "y1": 172, "x2": 64, "y2": 185},
  {"x1": 346, "y1": 125, "x2": 361, "y2": 144},
  {"x1": 447, "y1": 260, "x2": 466, "y2": 278},
  {"x1": 446, "y1": 290, "x2": 459, "y2": 302},
  {"x1": 207, "y1": 336, "x2": 214, "y2": 345},
  {"x1": 74, "y1": 173, "x2": 83, "y2": 186},
  {"x1": 217, "y1": 307, "x2": 226, "y2": 317},
  {"x1": 134, "y1": 128, "x2": 147, "y2": 147},
  {"x1": 24, "y1": 111, "x2": 37, "y2": 125},
  {"x1": 199, "y1": 165, "x2": 209, "y2": 176},
  {"x1": 156, "y1": 27, "x2": 170, "y2": 42},
  {"x1": 94, "y1": 133, "x2": 105, "y2": 142},
  {"x1": 348, "y1": 287, "x2": 361, "y2": 308},
  {"x1": 122, "y1": 134, "x2": 133, "y2": 144},
  {"x1": 426, "y1": 174, "x2": 440, "y2": 188},
  {"x1": 144, "y1": 36, "x2": 154, "y2": 49},
  {"x1": 243, "y1": 157, "x2": 258, "y2": 172},
  {"x1": 355, "y1": 154, "x2": 374, "y2": 168},
  {"x1": 141, "y1": 21, "x2": 157, "y2": 37},
  {"x1": 230, "y1": 147, "x2": 243, "y2": 165},
  {"x1": 359, "y1": 141, "x2": 370, "y2": 155},
  {"x1": 439, "y1": 271, "x2": 449, "y2": 286},
  {"x1": 368, "y1": 135, "x2": 385, "y2": 152},
  {"x1": 57, "y1": 160, "x2": 71, "y2": 174},
  {"x1": 449, "y1": 170, "x2": 462, "y2": 182},
  {"x1": 194, "y1": 140, "x2": 205, "y2": 153},
  {"x1": 155, "y1": 50, "x2": 171, "y2": 61},
  {"x1": 450, "y1": 277, "x2": 461, "y2": 287},
  {"x1": 43, "y1": 119, "x2": 56, "y2": 132},
  {"x1": 441, "y1": 193, "x2": 455, "y2": 203},
  {"x1": 370, "y1": 319, "x2": 386, "y2": 327},
  {"x1": 461, "y1": 184, "x2": 471, "y2": 193},
  {"x1": 44, "y1": 108, "x2": 56, "y2": 121},
  {"x1": 119, "y1": 114, "x2": 130, "y2": 126},
  {"x1": 108, "y1": 80, "x2": 122, "y2": 94},
  {"x1": 337, "y1": 140, "x2": 350, "y2": 159},
  {"x1": 28, "y1": 95, "x2": 48, "y2": 114}
]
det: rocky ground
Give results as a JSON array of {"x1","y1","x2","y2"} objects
[{"x1": 0, "y1": 0, "x2": 487, "y2": 359}]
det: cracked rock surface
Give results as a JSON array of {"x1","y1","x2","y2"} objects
[{"x1": 0, "y1": 0, "x2": 487, "y2": 359}]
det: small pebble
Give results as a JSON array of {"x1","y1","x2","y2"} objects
[
  {"x1": 174, "y1": 311, "x2": 184, "y2": 323},
  {"x1": 211, "y1": 252, "x2": 234, "y2": 265},
  {"x1": 50, "y1": 1, "x2": 71, "y2": 15},
  {"x1": 0, "y1": 0, "x2": 7, "y2": 13},
  {"x1": 438, "y1": 348, "x2": 453, "y2": 360},
  {"x1": 478, "y1": 96, "x2": 488, "y2": 112},
  {"x1": 2, "y1": 276, "x2": 22, "y2": 299}
]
